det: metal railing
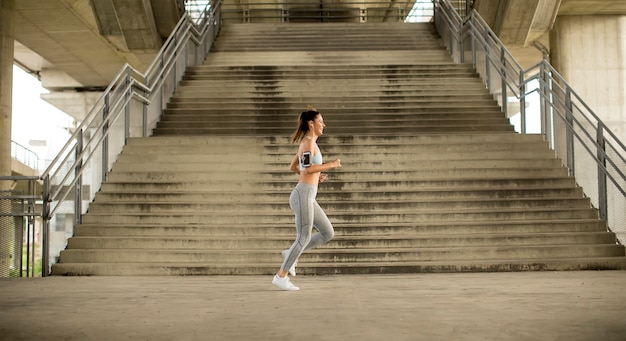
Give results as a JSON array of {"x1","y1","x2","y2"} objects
[
  {"x1": 30, "y1": 0, "x2": 222, "y2": 276},
  {"x1": 434, "y1": 0, "x2": 626, "y2": 243},
  {"x1": 0, "y1": 177, "x2": 41, "y2": 277},
  {"x1": 219, "y1": 0, "x2": 435, "y2": 23},
  {"x1": 11, "y1": 141, "x2": 39, "y2": 171}
]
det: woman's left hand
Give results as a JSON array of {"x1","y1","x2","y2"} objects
[{"x1": 319, "y1": 173, "x2": 328, "y2": 183}]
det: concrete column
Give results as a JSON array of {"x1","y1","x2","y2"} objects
[
  {"x1": 550, "y1": 15, "x2": 626, "y2": 237},
  {"x1": 0, "y1": 0, "x2": 16, "y2": 277},
  {"x1": 550, "y1": 15, "x2": 626, "y2": 143}
]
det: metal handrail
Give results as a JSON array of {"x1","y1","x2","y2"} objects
[
  {"x1": 11, "y1": 140, "x2": 39, "y2": 170},
  {"x1": 219, "y1": 0, "x2": 434, "y2": 22},
  {"x1": 0, "y1": 177, "x2": 41, "y2": 277},
  {"x1": 434, "y1": 0, "x2": 626, "y2": 241},
  {"x1": 38, "y1": 0, "x2": 223, "y2": 276}
]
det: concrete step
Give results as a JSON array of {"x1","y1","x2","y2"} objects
[
  {"x1": 50, "y1": 22, "x2": 625, "y2": 276},
  {"x1": 204, "y1": 51, "x2": 453, "y2": 66},
  {"x1": 180, "y1": 71, "x2": 481, "y2": 80},
  {"x1": 104, "y1": 168, "x2": 569, "y2": 182},
  {"x1": 50, "y1": 257, "x2": 626, "y2": 276},
  {"x1": 86, "y1": 197, "x2": 593, "y2": 214},
  {"x1": 156, "y1": 115, "x2": 508, "y2": 126},
  {"x1": 73, "y1": 220, "x2": 609, "y2": 237},
  {"x1": 126, "y1": 133, "x2": 545, "y2": 145},
  {"x1": 211, "y1": 23, "x2": 444, "y2": 52},
  {"x1": 80, "y1": 208, "x2": 600, "y2": 225},
  {"x1": 114, "y1": 150, "x2": 558, "y2": 162},
  {"x1": 183, "y1": 63, "x2": 477, "y2": 73},
  {"x1": 94, "y1": 187, "x2": 584, "y2": 203},
  {"x1": 109, "y1": 159, "x2": 563, "y2": 173},
  {"x1": 210, "y1": 44, "x2": 445, "y2": 52},
  {"x1": 166, "y1": 95, "x2": 495, "y2": 103},
  {"x1": 158, "y1": 113, "x2": 507, "y2": 124},
  {"x1": 119, "y1": 141, "x2": 552, "y2": 156},
  {"x1": 175, "y1": 78, "x2": 486, "y2": 88},
  {"x1": 99, "y1": 177, "x2": 580, "y2": 192},
  {"x1": 216, "y1": 22, "x2": 438, "y2": 33},
  {"x1": 160, "y1": 108, "x2": 505, "y2": 116},
  {"x1": 65, "y1": 232, "x2": 616, "y2": 250},
  {"x1": 151, "y1": 125, "x2": 516, "y2": 135},
  {"x1": 57, "y1": 245, "x2": 624, "y2": 263},
  {"x1": 171, "y1": 91, "x2": 491, "y2": 101}
]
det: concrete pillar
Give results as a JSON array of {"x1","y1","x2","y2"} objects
[
  {"x1": 550, "y1": 15, "x2": 626, "y2": 143},
  {"x1": 0, "y1": 0, "x2": 16, "y2": 277},
  {"x1": 550, "y1": 15, "x2": 626, "y2": 236}
]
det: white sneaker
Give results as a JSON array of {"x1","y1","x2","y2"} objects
[
  {"x1": 281, "y1": 249, "x2": 297, "y2": 277},
  {"x1": 272, "y1": 275, "x2": 300, "y2": 291}
]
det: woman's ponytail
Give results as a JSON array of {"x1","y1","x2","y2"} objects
[{"x1": 290, "y1": 105, "x2": 319, "y2": 144}]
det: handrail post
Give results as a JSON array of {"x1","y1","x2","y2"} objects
[
  {"x1": 459, "y1": 17, "x2": 464, "y2": 63},
  {"x1": 125, "y1": 69, "x2": 131, "y2": 142},
  {"x1": 449, "y1": 25, "x2": 454, "y2": 57},
  {"x1": 565, "y1": 88, "x2": 575, "y2": 175},
  {"x1": 597, "y1": 127, "x2": 608, "y2": 220},
  {"x1": 42, "y1": 174, "x2": 50, "y2": 277},
  {"x1": 520, "y1": 74, "x2": 526, "y2": 134},
  {"x1": 159, "y1": 55, "x2": 165, "y2": 124},
  {"x1": 27, "y1": 179, "x2": 36, "y2": 277},
  {"x1": 102, "y1": 94, "x2": 110, "y2": 182},
  {"x1": 470, "y1": 15, "x2": 476, "y2": 68},
  {"x1": 173, "y1": 33, "x2": 178, "y2": 92},
  {"x1": 541, "y1": 64, "x2": 553, "y2": 145},
  {"x1": 484, "y1": 29, "x2": 490, "y2": 90},
  {"x1": 143, "y1": 89, "x2": 149, "y2": 137},
  {"x1": 500, "y1": 47, "x2": 507, "y2": 117},
  {"x1": 540, "y1": 65, "x2": 547, "y2": 137},
  {"x1": 75, "y1": 129, "x2": 83, "y2": 226}
]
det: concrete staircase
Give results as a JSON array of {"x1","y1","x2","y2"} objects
[{"x1": 51, "y1": 23, "x2": 625, "y2": 275}]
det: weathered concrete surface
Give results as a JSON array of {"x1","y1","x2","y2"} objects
[{"x1": 1, "y1": 271, "x2": 625, "y2": 341}]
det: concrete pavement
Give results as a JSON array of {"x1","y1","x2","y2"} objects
[{"x1": 1, "y1": 271, "x2": 625, "y2": 341}]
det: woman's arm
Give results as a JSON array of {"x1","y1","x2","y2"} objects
[
  {"x1": 302, "y1": 159, "x2": 341, "y2": 174},
  {"x1": 289, "y1": 153, "x2": 301, "y2": 174}
]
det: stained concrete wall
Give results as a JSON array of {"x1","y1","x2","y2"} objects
[{"x1": 550, "y1": 15, "x2": 626, "y2": 143}]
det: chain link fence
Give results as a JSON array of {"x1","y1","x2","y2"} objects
[{"x1": 0, "y1": 178, "x2": 41, "y2": 277}]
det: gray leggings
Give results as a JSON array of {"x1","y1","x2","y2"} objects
[{"x1": 281, "y1": 183, "x2": 335, "y2": 272}]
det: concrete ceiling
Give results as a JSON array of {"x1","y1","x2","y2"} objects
[
  {"x1": 473, "y1": 0, "x2": 626, "y2": 47},
  {"x1": 559, "y1": 0, "x2": 626, "y2": 15},
  {"x1": 471, "y1": 0, "x2": 626, "y2": 70},
  {"x1": 13, "y1": 0, "x2": 183, "y2": 90},
  {"x1": 11, "y1": 0, "x2": 626, "y2": 90}
]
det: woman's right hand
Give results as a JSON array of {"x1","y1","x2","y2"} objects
[{"x1": 332, "y1": 159, "x2": 341, "y2": 169}]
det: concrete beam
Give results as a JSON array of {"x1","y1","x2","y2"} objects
[
  {"x1": 150, "y1": 0, "x2": 184, "y2": 39},
  {"x1": 14, "y1": 0, "x2": 137, "y2": 87},
  {"x1": 559, "y1": 0, "x2": 626, "y2": 15},
  {"x1": 13, "y1": 0, "x2": 182, "y2": 93},
  {"x1": 527, "y1": 0, "x2": 562, "y2": 44},
  {"x1": 90, "y1": 0, "x2": 161, "y2": 50},
  {"x1": 473, "y1": 0, "x2": 561, "y2": 47},
  {"x1": 41, "y1": 91, "x2": 102, "y2": 122}
]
